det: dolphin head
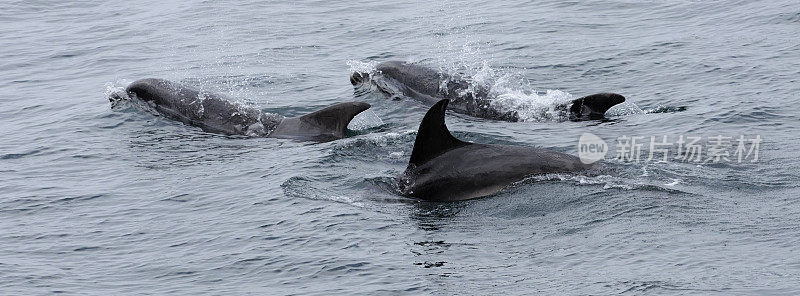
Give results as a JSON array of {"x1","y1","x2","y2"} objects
[{"x1": 350, "y1": 71, "x2": 369, "y2": 86}]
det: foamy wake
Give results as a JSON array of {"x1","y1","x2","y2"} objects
[{"x1": 528, "y1": 173, "x2": 636, "y2": 190}]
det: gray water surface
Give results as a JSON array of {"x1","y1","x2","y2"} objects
[{"x1": 1, "y1": 0, "x2": 799, "y2": 295}]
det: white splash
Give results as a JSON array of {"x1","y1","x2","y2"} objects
[
  {"x1": 348, "y1": 109, "x2": 383, "y2": 130},
  {"x1": 489, "y1": 89, "x2": 575, "y2": 122},
  {"x1": 606, "y1": 101, "x2": 645, "y2": 116},
  {"x1": 346, "y1": 60, "x2": 378, "y2": 73}
]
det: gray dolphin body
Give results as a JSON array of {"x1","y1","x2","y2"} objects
[
  {"x1": 401, "y1": 99, "x2": 591, "y2": 201},
  {"x1": 114, "y1": 78, "x2": 370, "y2": 142},
  {"x1": 351, "y1": 61, "x2": 625, "y2": 122}
]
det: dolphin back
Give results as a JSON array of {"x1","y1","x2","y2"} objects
[
  {"x1": 124, "y1": 78, "x2": 281, "y2": 136},
  {"x1": 120, "y1": 78, "x2": 369, "y2": 141},
  {"x1": 358, "y1": 61, "x2": 625, "y2": 122},
  {"x1": 408, "y1": 99, "x2": 470, "y2": 168},
  {"x1": 404, "y1": 98, "x2": 591, "y2": 201},
  {"x1": 269, "y1": 102, "x2": 371, "y2": 142}
]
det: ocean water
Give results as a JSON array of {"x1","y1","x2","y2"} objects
[{"x1": 1, "y1": 0, "x2": 799, "y2": 294}]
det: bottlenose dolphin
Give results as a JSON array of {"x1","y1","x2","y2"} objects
[
  {"x1": 351, "y1": 61, "x2": 625, "y2": 122},
  {"x1": 112, "y1": 78, "x2": 370, "y2": 142},
  {"x1": 400, "y1": 99, "x2": 591, "y2": 201}
]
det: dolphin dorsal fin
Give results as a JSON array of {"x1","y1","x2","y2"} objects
[
  {"x1": 298, "y1": 101, "x2": 371, "y2": 138},
  {"x1": 569, "y1": 93, "x2": 626, "y2": 120},
  {"x1": 409, "y1": 99, "x2": 470, "y2": 167}
]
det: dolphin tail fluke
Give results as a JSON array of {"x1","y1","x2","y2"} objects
[
  {"x1": 569, "y1": 93, "x2": 626, "y2": 120},
  {"x1": 298, "y1": 102, "x2": 371, "y2": 138},
  {"x1": 408, "y1": 99, "x2": 471, "y2": 168}
]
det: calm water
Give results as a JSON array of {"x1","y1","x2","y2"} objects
[{"x1": 2, "y1": 0, "x2": 799, "y2": 294}]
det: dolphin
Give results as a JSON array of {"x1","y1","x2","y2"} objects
[
  {"x1": 112, "y1": 78, "x2": 370, "y2": 142},
  {"x1": 400, "y1": 99, "x2": 591, "y2": 201},
  {"x1": 351, "y1": 61, "x2": 625, "y2": 122}
]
